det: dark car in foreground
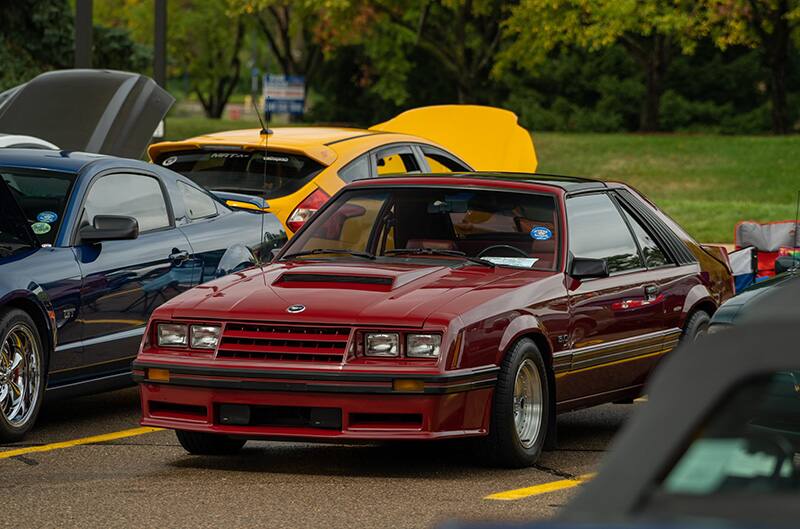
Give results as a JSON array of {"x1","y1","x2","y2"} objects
[
  {"x1": 0, "y1": 149, "x2": 285, "y2": 440},
  {"x1": 133, "y1": 173, "x2": 733, "y2": 467},
  {"x1": 709, "y1": 267, "x2": 798, "y2": 333},
  {"x1": 446, "y1": 322, "x2": 800, "y2": 529}
]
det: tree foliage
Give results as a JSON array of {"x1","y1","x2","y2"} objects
[
  {"x1": 500, "y1": 0, "x2": 703, "y2": 131},
  {"x1": 700, "y1": 0, "x2": 800, "y2": 133},
  {"x1": 96, "y1": 0, "x2": 246, "y2": 118}
]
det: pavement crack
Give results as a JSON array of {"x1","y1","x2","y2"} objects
[
  {"x1": 533, "y1": 464, "x2": 578, "y2": 480},
  {"x1": 11, "y1": 455, "x2": 39, "y2": 466}
]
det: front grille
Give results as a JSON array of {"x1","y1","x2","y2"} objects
[{"x1": 217, "y1": 322, "x2": 351, "y2": 363}]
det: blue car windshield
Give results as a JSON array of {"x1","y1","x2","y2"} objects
[{"x1": 1, "y1": 170, "x2": 74, "y2": 246}]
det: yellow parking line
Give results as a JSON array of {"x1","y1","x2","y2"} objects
[
  {"x1": 0, "y1": 427, "x2": 162, "y2": 460},
  {"x1": 484, "y1": 473, "x2": 596, "y2": 501}
]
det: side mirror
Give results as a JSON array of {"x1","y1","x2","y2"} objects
[
  {"x1": 775, "y1": 255, "x2": 798, "y2": 275},
  {"x1": 570, "y1": 257, "x2": 609, "y2": 280},
  {"x1": 79, "y1": 215, "x2": 139, "y2": 243}
]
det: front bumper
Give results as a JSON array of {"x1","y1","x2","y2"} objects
[{"x1": 132, "y1": 361, "x2": 498, "y2": 441}]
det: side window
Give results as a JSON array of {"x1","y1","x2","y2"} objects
[
  {"x1": 620, "y1": 207, "x2": 670, "y2": 268},
  {"x1": 178, "y1": 181, "x2": 218, "y2": 220},
  {"x1": 82, "y1": 173, "x2": 170, "y2": 233},
  {"x1": 421, "y1": 146, "x2": 470, "y2": 173},
  {"x1": 338, "y1": 155, "x2": 371, "y2": 183},
  {"x1": 374, "y1": 146, "x2": 420, "y2": 176},
  {"x1": 567, "y1": 193, "x2": 642, "y2": 273}
]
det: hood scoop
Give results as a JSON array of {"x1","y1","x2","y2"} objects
[{"x1": 275, "y1": 272, "x2": 394, "y2": 290}]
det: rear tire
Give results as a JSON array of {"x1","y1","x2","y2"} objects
[
  {"x1": 176, "y1": 430, "x2": 246, "y2": 455},
  {"x1": 682, "y1": 310, "x2": 711, "y2": 343},
  {"x1": 478, "y1": 338, "x2": 551, "y2": 468},
  {"x1": 0, "y1": 308, "x2": 45, "y2": 441}
]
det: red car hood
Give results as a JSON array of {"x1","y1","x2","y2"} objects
[{"x1": 166, "y1": 261, "x2": 533, "y2": 327}]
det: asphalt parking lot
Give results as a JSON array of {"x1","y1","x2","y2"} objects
[{"x1": 0, "y1": 388, "x2": 638, "y2": 529}]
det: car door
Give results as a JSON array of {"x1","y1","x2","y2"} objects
[
  {"x1": 173, "y1": 179, "x2": 260, "y2": 282},
  {"x1": 562, "y1": 192, "x2": 671, "y2": 404},
  {"x1": 72, "y1": 171, "x2": 194, "y2": 380}
]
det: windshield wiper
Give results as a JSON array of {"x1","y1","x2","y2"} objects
[
  {"x1": 282, "y1": 248, "x2": 376, "y2": 260},
  {"x1": 385, "y1": 248, "x2": 495, "y2": 268}
]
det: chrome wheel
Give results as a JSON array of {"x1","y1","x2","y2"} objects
[
  {"x1": 0, "y1": 323, "x2": 40, "y2": 427},
  {"x1": 513, "y1": 358, "x2": 543, "y2": 448}
]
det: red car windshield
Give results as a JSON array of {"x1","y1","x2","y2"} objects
[{"x1": 285, "y1": 187, "x2": 560, "y2": 270}]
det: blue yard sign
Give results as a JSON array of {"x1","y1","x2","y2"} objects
[{"x1": 263, "y1": 74, "x2": 305, "y2": 116}]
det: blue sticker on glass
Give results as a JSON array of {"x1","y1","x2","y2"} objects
[
  {"x1": 36, "y1": 211, "x2": 58, "y2": 223},
  {"x1": 530, "y1": 226, "x2": 553, "y2": 240}
]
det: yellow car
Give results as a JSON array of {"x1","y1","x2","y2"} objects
[{"x1": 149, "y1": 105, "x2": 537, "y2": 236}]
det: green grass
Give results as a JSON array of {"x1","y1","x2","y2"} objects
[
  {"x1": 162, "y1": 117, "x2": 800, "y2": 243},
  {"x1": 163, "y1": 116, "x2": 262, "y2": 141},
  {"x1": 536, "y1": 133, "x2": 800, "y2": 242}
]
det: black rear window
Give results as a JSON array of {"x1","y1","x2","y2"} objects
[
  {"x1": 1, "y1": 170, "x2": 74, "y2": 246},
  {"x1": 157, "y1": 149, "x2": 324, "y2": 200}
]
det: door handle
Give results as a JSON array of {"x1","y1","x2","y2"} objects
[
  {"x1": 644, "y1": 284, "x2": 660, "y2": 301},
  {"x1": 612, "y1": 285, "x2": 663, "y2": 311},
  {"x1": 169, "y1": 249, "x2": 190, "y2": 264}
]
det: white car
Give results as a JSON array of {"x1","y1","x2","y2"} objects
[{"x1": 0, "y1": 134, "x2": 58, "y2": 149}]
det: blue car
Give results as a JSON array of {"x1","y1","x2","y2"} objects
[{"x1": 0, "y1": 149, "x2": 286, "y2": 439}]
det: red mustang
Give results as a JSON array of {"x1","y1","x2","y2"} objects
[{"x1": 133, "y1": 173, "x2": 733, "y2": 467}]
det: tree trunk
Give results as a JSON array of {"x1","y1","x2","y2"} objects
[
  {"x1": 768, "y1": 56, "x2": 789, "y2": 134},
  {"x1": 622, "y1": 34, "x2": 671, "y2": 132},
  {"x1": 640, "y1": 62, "x2": 663, "y2": 132}
]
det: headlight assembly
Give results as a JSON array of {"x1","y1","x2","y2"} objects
[
  {"x1": 365, "y1": 333, "x2": 400, "y2": 357},
  {"x1": 156, "y1": 323, "x2": 220, "y2": 350},
  {"x1": 406, "y1": 334, "x2": 442, "y2": 358},
  {"x1": 157, "y1": 323, "x2": 188, "y2": 347},
  {"x1": 190, "y1": 325, "x2": 221, "y2": 350}
]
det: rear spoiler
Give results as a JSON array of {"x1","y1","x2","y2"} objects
[
  {"x1": 370, "y1": 105, "x2": 537, "y2": 173},
  {"x1": 700, "y1": 244, "x2": 732, "y2": 274},
  {"x1": 212, "y1": 191, "x2": 269, "y2": 212}
]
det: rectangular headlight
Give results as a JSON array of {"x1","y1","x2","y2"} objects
[
  {"x1": 191, "y1": 325, "x2": 221, "y2": 350},
  {"x1": 157, "y1": 323, "x2": 188, "y2": 347},
  {"x1": 406, "y1": 334, "x2": 441, "y2": 358},
  {"x1": 365, "y1": 333, "x2": 399, "y2": 357}
]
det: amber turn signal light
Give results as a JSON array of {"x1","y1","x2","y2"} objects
[
  {"x1": 148, "y1": 368, "x2": 170, "y2": 382},
  {"x1": 392, "y1": 379, "x2": 424, "y2": 392}
]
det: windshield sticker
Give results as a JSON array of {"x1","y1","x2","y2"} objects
[
  {"x1": 161, "y1": 156, "x2": 177, "y2": 166},
  {"x1": 210, "y1": 152, "x2": 248, "y2": 159},
  {"x1": 265, "y1": 155, "x2": 290, "y2": 163},
  {"x1": 31, "y1": 222, "x2": 51, "y2": 235},
  {"x1": 36, "y1": 211, "x2": 58, "y2": 223},
  {"x1": 530, "y1": 226, "x2": 553, "y2": 240},
  {"x1": 482, "y1": 257, "x2": 539, "y2": 268}
]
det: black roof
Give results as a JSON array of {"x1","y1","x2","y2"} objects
[{"x1": 358, "y1": 171, "x2": 609, "y2": 192}]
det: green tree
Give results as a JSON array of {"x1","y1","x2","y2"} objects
[
  {"x1": 237, "y1": 1, "x2": 324, "y2": 87},
  {"x1": 500, "y1": 0, "x2": 700, "y2": 131},
  {"x1": 701, "y1": 0, "x2": 800, "y2": 134},
  {"x1": 318, "y1": 0, "x2": 510, "y2": 105},
  {"x1": 96, "y1": 1, "x2": 246, "y2": 118},
  {"x1": 0, "y1": 0, "x2": 73, "y2": 90}
]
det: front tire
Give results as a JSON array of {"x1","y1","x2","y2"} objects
[
  {"x1": 0, "y1": 308, "x2": 45, "y2": 441},
  {"x1": 480, "y1": 338, "x2": 551, "y2": 468},
  {"x1": 176, "y1": 430, "x2": 246, "y2": 455}
]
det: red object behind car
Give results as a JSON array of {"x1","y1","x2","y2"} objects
[{"x1": 133, "y1": 173, "x2": 733, "y2": 467}]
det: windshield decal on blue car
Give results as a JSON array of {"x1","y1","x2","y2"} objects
[{"x1": 36, "y1": 211, "x2": 58, "y2": 223}]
